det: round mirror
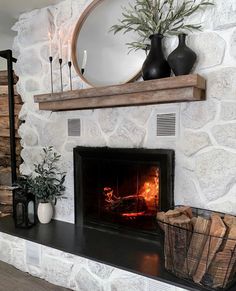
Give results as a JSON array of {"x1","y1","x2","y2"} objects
[{"x1": 72, "y1": 0, "x2": 146, "y2": 87}]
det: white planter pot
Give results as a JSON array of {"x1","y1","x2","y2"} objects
[{"x1": 37, "y1": 202, "x2": 53, "y2": 224}]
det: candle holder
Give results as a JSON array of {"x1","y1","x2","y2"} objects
[
  {"x1": 59, "y1": 58, "x2": 63, "y2": 92},
  {"x1": 68, "y1": 61, "x2": 72, "y2": 90},
  {"x1": 49, "y1": 56, "x2": 53, "y2": 94}
]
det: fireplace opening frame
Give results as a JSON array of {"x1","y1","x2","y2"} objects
[{"x1": 74, "y1": 147, "x2": 175, "y2": 238}]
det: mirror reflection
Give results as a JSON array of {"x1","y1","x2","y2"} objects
[{"x1": 72, "y1": 0, "x2": 146, "y2": 87}]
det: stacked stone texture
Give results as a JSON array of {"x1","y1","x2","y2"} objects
[
  {"x1": 12, "y1": 0, "x2": 236, "y2": 222},
  {"x1": 0, "y1": 233, "x2": 185, "y2": 291},
  {"x1": 5, "y1": 0, "x2": 236, "y2": 289}
]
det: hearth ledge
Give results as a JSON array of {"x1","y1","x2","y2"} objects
[{"x1": 0, "y1": 216, "x2": 235, "y2": 291}]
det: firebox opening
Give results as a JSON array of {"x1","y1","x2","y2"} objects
[{"x1": 74, "y1": 147, "x2": 174, "y2": 239}]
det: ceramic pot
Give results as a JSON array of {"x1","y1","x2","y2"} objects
[
  {"x1": 142, "y1": 33, "x2": 171, "y2": 80},
  {"x1": 37, "y1": 202, "x2": 53, "y2": 224},
  {"x1": 167, "y1": 34, "x2": 197, "y2": 76}
]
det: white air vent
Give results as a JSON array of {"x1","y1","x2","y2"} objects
[
  {"x1": 68, "y1": 119, "x2": 81, "y2": 136},
  {"x1": 156, "y1": 113, "x2": 176, "y2": 137},
  {"x1": 26, "y1": 241, "x2": 41, "y2": 267}
]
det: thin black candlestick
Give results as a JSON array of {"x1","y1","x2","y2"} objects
[
  {"x1": 68, "y1": 61, "x2": 72, "y2": 90},
  {"x1": 49, "y1": 56, "x2": 53, "y2": 94},
  {"x1": 59, "y1": 58, "x2": 63, "y2": 92}
]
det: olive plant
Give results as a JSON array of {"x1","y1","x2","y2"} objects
[{"x1": 26, "y1": 146, "x2": 66, "y2": 204}]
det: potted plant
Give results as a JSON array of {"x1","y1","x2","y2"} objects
[
  {"x1": 27, "y1": 146, "x2": 66, "y2": 224},
  {"x1": 111, "y1": 0, "x2": 213, "y2": 80}
]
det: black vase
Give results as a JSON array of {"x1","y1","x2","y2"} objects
[
  {"x1": 168, "y1": 34, "x2": 197, "y2": 76},
  {"x1": 142, "y1": 34, "x2": 171, "y2": 80}
]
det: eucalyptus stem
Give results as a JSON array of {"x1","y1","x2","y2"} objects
[{"x1": 110, "y1": 0, "x2": 214, "y2": 51}]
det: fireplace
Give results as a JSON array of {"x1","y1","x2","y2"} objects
[{"x1": 74, "y1": 147, "x2": 174, "y2": 238}]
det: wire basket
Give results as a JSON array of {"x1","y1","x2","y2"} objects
[{"x1": 157, "y1": 207, "x2": 236, "y2": 291}]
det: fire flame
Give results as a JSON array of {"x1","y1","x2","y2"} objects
[{"x1": 103, "y1": 168, "x2": 159, "y2": 218}]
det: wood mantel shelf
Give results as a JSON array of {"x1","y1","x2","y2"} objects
[{"x1": 34, "y1": 74, "x2": 206, "y2": 111}]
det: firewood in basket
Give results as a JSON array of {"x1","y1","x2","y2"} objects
[
  {"x1": 166, "y1": 214, "x2": 192, "y2": 278},
  {"x1": 156, "y1": 211, "x2": 166, "y2": 231},
  {"x1": 193, "y1": 214, "x2": 227, "y2": 284},
  {"x1": 185, "y1": 216, "x2": 211, "y2": 277},
  {"x1": 205, "y1": 224, "x2": 236, "y2": 288},
  {"x1": 163, "y1": 213, "x2": 173, "y2": 271},
  {"x1": 224, "y1": 214, "x2": 236, "y2": 227},
  {"x1": 168, "y1": 214, "x2": 192, "y2": 228},
  {"x1": 175, "y1": 206, "x2": 193, "y2": 219},
  {"x1": 202, "y1": 250, "x2": 233, "y2": 288},
  {"x1": 165, "y1": 209, "x2": 181, "y2": 218},
  {"x1": 191, "y1": 217, "x2": 197, "y2": 227},
  {"x1": 156, "y1": 212, "x2": 175, "y2": 271}
]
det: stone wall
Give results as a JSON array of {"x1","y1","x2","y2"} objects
[
  {"x1": 12, "y1": 1, "x2": 236, "y2": 222},
  {"x1": 0, "y1": 232, "x2": 185, "y2": 291}
]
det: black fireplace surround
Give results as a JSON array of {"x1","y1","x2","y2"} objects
[{"x1": 74, "y1": 147, "x2": 174, "y2": 239}]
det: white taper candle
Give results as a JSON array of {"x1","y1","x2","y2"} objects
[
  {"x1": 48, "y1": 32, "x2": 52, "y2": 56},
  {"x1": 58, "y1": 31, "x2": 62, "y2": 59},
  {"x1": 67, "y1": 40, "x2": 71, "y2": 62},
  {"x1": 81, "y1": 50, "x2": 87, "y2": 70}
]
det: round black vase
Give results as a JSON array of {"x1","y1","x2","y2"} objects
[
  {"x1": 168, "y1": 34, "x2": 197, "y2": 76},
  {"x1": 142, "y1": 34, "x2": 171, "y2": 80}
]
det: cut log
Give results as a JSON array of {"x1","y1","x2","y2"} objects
[
  {"x1": 156, "y1": 211, "x2": 166, "y2": 231},
  {"x1": 168, "y1": 214, "x2": 192, "y2": 229},
  {"x1": 175, "y1": 206, "x2": 193, "y2": 218},
  {"x1": 0, "y1": 103, "x2": 22, "y2": 116},
  {"x1": 0, "y1": 138, "x2": 21, "y2": 156},
  {"x1": 191, "y1": 217, "x2": 197, "y2": 227},
  {"x1": 0, "y1": 203, "x2": 12, "y2": 214},
  {"x1": 0, "y1": 186, "x2": 13, "y2": 205},
  {"x1": 193, "y1": 214, "x2": 227, "y2": 283},
  {"x1": 185, "y1": 216, "x2": 211, "y2": 277},
  {"x1": 0, "y1": 128, "x2": 19, "y2": 138},
  {"x1": 224, "y1": 214, "x2": 236, "y2": 227},
  {"x1": 204, "y1": 224, "x2": 236, "y2": 288},
  {"x1": 165, "y1": 209, "x2": 181, "y2": 218},
  {"x1": 161, "y1": 209, "x2": 182, "y2": 270},
  {"x1": 0, "y1": 85, "x2": 17, "y2": 95},
  {"x1": 0, "y1": 94, "x2": 22, "y2": 104},
  {"x1": 0, "y1": 71, "x2": 18, "y2": 85},
  {"x1": 0, "y1": 116, "x2": 21, "y2": 129},
  {"x1": 203, "y1": 251, "x2": 233, "y2": 288},
  {"x1": 165, "y1": 214, "x2": 192, "y2": 278},
  {"x1": 0, "y1": 154, "x2": 21, "y2": 167},
  {"x1": 0, "y1": 167, "x2": 12, "y2": 185}
]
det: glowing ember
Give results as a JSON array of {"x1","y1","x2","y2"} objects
[
  {"x1": 121, "y1": 212, "x2": 146, "y2": 217},
  {"x1": 103, "y1": 167, "x2": 160, "y2": 218}
]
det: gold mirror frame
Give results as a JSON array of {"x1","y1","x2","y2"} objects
[{"x1": 71, "y1": 0, "x2": 142, "y2": 87}]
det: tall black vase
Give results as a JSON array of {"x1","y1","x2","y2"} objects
[
  {"x1": 142, "y1": 34, "x2": 171, "y2": 80},
  {"x1": 168, "y1": 34, "x2": 197, "y2": 76}
]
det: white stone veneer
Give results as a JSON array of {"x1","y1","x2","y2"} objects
[
  {"x1": 0, "y1": 232, "x2": 186, "y2": 291},
  {"x1": 12, "y1": 0, "x2": 236, "y2": 223},
  {"x1": 3, "y1": 0, "x2": 236, "y2": 289}
]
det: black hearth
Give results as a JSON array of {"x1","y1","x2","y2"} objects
[{"x1": 74, "y1": 147, "x2": 174, "y2": 239}]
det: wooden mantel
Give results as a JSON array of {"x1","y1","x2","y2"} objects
[{"x1": 34, "y1": 74, "x2": 206, "y2": 111}]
